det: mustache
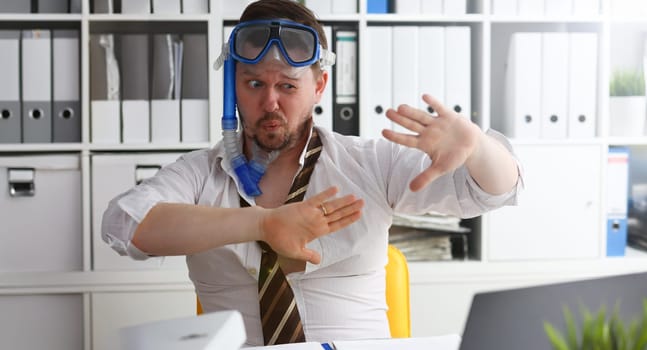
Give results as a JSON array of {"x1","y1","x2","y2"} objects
[{"x1": 256, "y1": 112, "x2": 287, "y2": 126}]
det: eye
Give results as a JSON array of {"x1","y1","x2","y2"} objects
[
  {"x1": 248, "y1": 80, "x2": 263, "y2": 88},
  {"x1": 281, "y1": 83, "x2": 296, "y2": 90}
]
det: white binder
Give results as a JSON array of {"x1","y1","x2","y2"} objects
[
  {"x1": 332, "y1": 0, "x2": 357, "y2": 13},
  {"x1": 152, "y1": 0, "x2": 180, "y2": 14},
  {"x1": 492, "y1": 0, "x2": 517, "y2": 15},
  {"x1": 182, "y1": 0, "x2": 208, "y2": 13},
  {"x1": 518, "y1": 0, "x2": 544, "y2": 15},
  {"x1": 540, "y1": 32, "x2": 569, "y2": 139},
  {"x1": 392, "y1": 26, "x2": 419, "y2": 134},
  {"x1": 418, "y1": 26, "x2": 444, "y2": 115},
  {"x1": 21, "y1": 29, "x2": 52, "y2": 143},
  {"x1": 421, "y1": 0, "x2": 443, "y2": 13},
  {"x1": 52, "y1": 30, "x2": 81, "y2": 143},
  {"x1": 313, "y1": 26, "x2": 334, "y2": 132},
  {"x1": 394, "y1": 0, "x2": 420, "y2": 14},
  {"x1": 363, "y1": 26, "x2": 392, "y2": 139},
  {"x1": 443, "y1": 0, "x2": 466, "y2": 15},
  {"x1": 220, "y1": 0, "x2": 250, "y2": 18},
  {"x1": 573, "y1": 0, "x2": 599, "y2": 15},
  {"x1": 151, "y1": 34, "x2": 181, "y2": 144},
  {"x1": 545, "y1": 0, "x2": 572, "y2": 15},
  {"x1": 0, "y1": 31, "x2": 21, "y2": 143},
  {"x1": 444, "y1": 26, "x2": 471, "y2": 119},
  {"x1": 304, "y1": 0, "x2": 332, "y2": 15},
  {"x1": 181, "y1": 33, "x2": 209, "y2": 143},
  {"x1": 121, "y1": 0, "x2": 150, "y2": 13},
  {"x1": 120, "y1": 33, "x2": 150, "y2": 144},
  {"x1": 567, "y1": 32, "x2": 598, "y2": 139},
  {"x1": 504, "y1": 32, "x2": 542, "y2": 139}
]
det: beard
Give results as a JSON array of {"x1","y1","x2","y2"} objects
[{"x1": 249, "y1": 112, "x2": 311, "y2": 152}]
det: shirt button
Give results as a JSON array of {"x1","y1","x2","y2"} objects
[{"x1": 247, "y1": 267, "x2": 257, "y2": 276}]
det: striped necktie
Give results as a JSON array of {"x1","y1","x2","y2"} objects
[{"x1": 240, "y1": 128, "x2": 322, "y2": 345}]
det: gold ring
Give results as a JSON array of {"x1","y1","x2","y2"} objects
[{"x1": 320, "y1": 204, "x2": 328, "y2": 216}]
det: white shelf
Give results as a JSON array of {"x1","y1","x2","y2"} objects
[{"x1": 2, "y1": 0, "x2": 647, "y2": 346}]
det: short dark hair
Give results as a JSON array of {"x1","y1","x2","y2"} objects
[{"x1": 239, "y1": 0, "x2": 328, "y2": 50}]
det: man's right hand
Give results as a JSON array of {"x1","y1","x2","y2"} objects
[{"x1": 259, "y1": 186, "x2": 364, "y2": 264}]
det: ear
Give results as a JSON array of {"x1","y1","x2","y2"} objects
[{"x1": 313, "y1": 69, "x2": 328, "y2": 104}]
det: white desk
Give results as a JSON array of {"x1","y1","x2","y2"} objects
[{"x1": 244, "y1": 335, "x2": 461, "y2": 350}]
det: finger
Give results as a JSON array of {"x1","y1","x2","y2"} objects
[
  {"x1": 385, "y1": 108, "x2": 426, "y2": 134},
  {"x1": 320, "y1": 194, "x2": 359, "y2": 214},
  {"x1": 396, "y1": 103, "x2": 435, "y2": 125},
  {"x1": 382, "y1": 129, "x2": 419, "y2": 148},
  {"x1": 410, "y1": 165, "x2": 445, "y2": 192},
  {"x1": 306, "y1": 186, "x2": 338, "y2": 206},
  {"x1": 327, "y1": 210, "x2": 362, "y2": 233},
  {"x1": 422, "y1": 94, "x2": 448, "y2": 116},
  {"x1": 324, "y1": 198, "x2": 364, "y2": 223}
]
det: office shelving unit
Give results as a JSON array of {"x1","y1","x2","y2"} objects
[{"x1": 1, "y1": 0, "x2": 647, "y2": 348}]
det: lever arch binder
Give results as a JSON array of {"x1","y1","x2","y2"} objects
[
  {"x1": 21, "y1": 29, "x2": 52, "y2": 143},
  {"x1": 52, "y1": 30, "x2": 81, "y2": 142},
  {"x1": 0, "y1": 31, "x2": 21, "y2": 143}
]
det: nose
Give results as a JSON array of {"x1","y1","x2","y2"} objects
[{"x1": 261, "y1": 87, "x2": 280, "y2": 112}]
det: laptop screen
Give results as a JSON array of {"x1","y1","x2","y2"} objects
[{"x1": 459, "y1": 271, "x2": 647, "y2": 350}]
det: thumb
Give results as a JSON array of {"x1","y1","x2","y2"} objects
[
  {"x1": 410, "y1": 164, "x2": 444, "y2": 192},
  {"x1": 299, "y1": 248, "x2": 321, "y2": 265}
]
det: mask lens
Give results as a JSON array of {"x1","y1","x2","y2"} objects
[
  {"x1": 235, "y1": 25, "x2": 271, "y2": 61},
  {"x1": 280, "y1": 26, "x2": 316, "y2": 63}
]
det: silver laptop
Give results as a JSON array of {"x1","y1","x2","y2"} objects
[{"x1": 459, "y1": 271, "x2": 647, "y2": 350}]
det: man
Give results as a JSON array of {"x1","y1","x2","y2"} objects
[{"x1": 102, "y1": 0, "x2": 522, "y2": 346}]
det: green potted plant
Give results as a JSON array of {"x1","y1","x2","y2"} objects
[
  {"x1": 609, "y1": 68, "x2": 646, "y2": 137},
  {"x1": 544, "y1": 299, "x2": 647, "y2": 350}
]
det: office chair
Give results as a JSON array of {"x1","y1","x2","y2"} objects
[{"x1": 196, "y1": 244, "x2": 411, "y2": 338}]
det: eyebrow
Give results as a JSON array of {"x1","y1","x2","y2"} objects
[{"x1": 239, "y1": 67, "x2": 302, "y2": 81}]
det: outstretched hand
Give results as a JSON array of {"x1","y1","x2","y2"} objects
[
  {"x1": 382, "y1": 94, "x2": 482, "y2": 192},
  {"x1": 259, "y1": 186, "x2": 364, "y2": 264}
]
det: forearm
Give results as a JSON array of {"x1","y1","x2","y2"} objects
[
  {"x1": 465, "y1": 132, "x2": 519, "y2": 195},
  {"x1": 131, "y1": 203, "x2": 266, "y2": 256}
]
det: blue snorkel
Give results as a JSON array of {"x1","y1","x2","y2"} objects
[{"x1": 221, "y1": 57, "x2": 275, "y2": 197}]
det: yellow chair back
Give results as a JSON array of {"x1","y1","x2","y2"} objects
[
  {"x1": 385, "y1": 244, "x2": 411, "y2": 338},
  {"x1": 196, "y1": 244, "x2": 411, "y2": 338}
]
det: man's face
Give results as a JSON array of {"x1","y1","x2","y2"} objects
[{"x1": 235, "y1": 54, "x2": 326, "y2": 152}]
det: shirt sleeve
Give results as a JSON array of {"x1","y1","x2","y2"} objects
[
  {"x1": 100, "y1": 150, "x2": 211, "y2": 259},
  {"x1": 388, "y1": 128, "x2": 524, "y2": 218}
]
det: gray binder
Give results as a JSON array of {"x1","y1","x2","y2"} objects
[
  {"x1": 21, "y1": 30, "x2": 52, "y2": 143},
  {"x1": 53, "y1": 30, "x2": 81, "y2": 142},
  {"x1": 93, "y1": 0, "x2": 114, "y2": 13},
  {"x1": 0, "y1": 31, "x2": 21, "y2": 143},
  {"x1": 70, "y1": 0, "x2": 82, "y2": 13},
  {"x1": 120, "y1": 33, "x2": 151, "y2": 143},
  {"x1": 180, "y1": 33, "x2": 209, "y2": 142},
  {"x1": 38, "y1": 0, "x2": 69, "y2": 13},
  {"x1": 0, "y1": 0, "x2": 31, "y2": 13},
  {"x1": 121, "y1": 33, "x2": 150, "y2": 102}
]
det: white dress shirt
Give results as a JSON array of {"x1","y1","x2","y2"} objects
[{"x1": 102, "y1": 126, "x2": 522, "y2": 346}]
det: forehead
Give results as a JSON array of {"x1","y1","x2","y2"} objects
[{"x1": 236, "y1": 60, "x2": 314, "y2": 81}]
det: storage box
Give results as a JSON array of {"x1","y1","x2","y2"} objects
[
  {"x1": 91, "y1": 153, "x2": 188, "y2": 270},
  {"x1": 0, "y1": 154, "x2": 82, "y2": 272},
  {"x1": 0, "y1": 294, "x2": 83, "y2": 350}
]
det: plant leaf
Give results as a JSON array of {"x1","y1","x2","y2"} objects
[{"x1": 545, "y1": 322, "x2": 571, "y2": 350}]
